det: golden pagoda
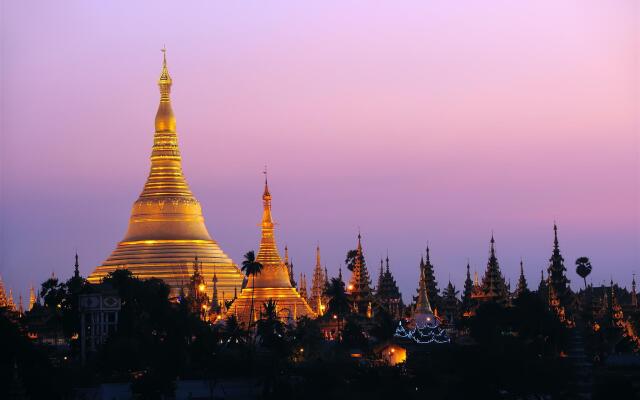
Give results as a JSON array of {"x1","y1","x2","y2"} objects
[
  {"x1": 88, "y1": 50, "x2": 244, "y2": 298},
  {"x1": 228, "y1": 176, "x2": 315, "y2": 324}
]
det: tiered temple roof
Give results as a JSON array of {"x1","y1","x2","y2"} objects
[
  {"x1": 477, "y1": 235, "x2": 508, "y2": 303},
  {"x1": 375, "y1": 256, "x2": 403, "y2": 317},
  {"x1": 88, "y1": 51, "x2": 244, "y2": 298},
  {"x1": 515, "y1": 260, "x2": 529, "y2": 297},
  {"x1": 462, "y1": 262, "x2": 474, "y2": 312},
  {"x1": 309, "y1": 245, "x2": 327, "y2": 315},
  {"x1": 347, "y1": 233, "x2": 373, "y2": 315},
  {"x1": 547, "y1": 224, "x2": 571, "y2": 307},
  {"x1": 442, "y1": 281, "x2": 460, "y2": 323}
]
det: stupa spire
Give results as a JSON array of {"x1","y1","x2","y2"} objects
[
  {"x1": 377, "y1": 258, "x2": 384, "y2": 290},
  {"x1": 490, "y1": 234, "x2": 496, "y2": 257},
  {"x1": 299, "y1": 273, "x2": 308, "y2": 300},
  {"x1": 516, "y1": 259, "x2": 529, "y2": 296},
  {"x1": 7, "y1": 289, "x2": 15, "y2": 311},
  {"x1": 74, "y1": 252, "x2": 80, "y2": 279},
  {"x1": 0, "y1": 275, "x2": 7, "y2": 308},
  {"x1": 136, "y1": 48, "x2": 190, "y2": 201},
  {"x1": 155, "y1": 47, "x2": 175, "y2": 131},
  {"x1": 415, "y1": 263, "x2": 433, "y2": 315},
  {"x1": 284, "y1": 245, "x2": 289, "y2": 266},
  {"x1": 211, "y1": 266, "x2": 220, "y2": 312},
  {"x1": 632, "y1": 273, "x2": 637, "y2": 307},
  {"x1": 28, "y1": 286, "x2": 36, "y2": 311},
  {"x1": 547, "y1": 223, "x2": 571, "y2": 308},
  {"x1": 255, "y1": 169, "x2": 285, "y2": 273},
  {"x1": 348, "y1": 232, "x2": 373, "y2": 315},
  {"x1": 462, "y1": 260, "x2": 474, "y2": 311},
  {"x1": 310, "y1": 244, "x2": 326, "y2": 314}
]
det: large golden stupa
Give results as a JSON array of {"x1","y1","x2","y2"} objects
[
  {"x1": 88, "y1": 51, "x2": 244, "y2": 298},
  {"x1": 228, "y1": 177, "x2": 315, "y2": 324}
]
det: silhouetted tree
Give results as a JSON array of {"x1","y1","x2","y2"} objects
[
  {"x1": 575, "y1": 257, "x2": 592, "y2": 289},
  {"x1": 369, "y1": 306, "x2": 395, "y2": 342},
  {"x1": 241, "y1": 250, "x2": 263, "y2": 328},
  {"x1": 257, "y1": 299, "x2": 286, "y2": 351},
  {"x1": 325, "y1": 277, "x2": 350, "y2": 318},
  {"x1": 345, "y1": 249, "x2": 364, "y2": 272},
  {"x1": 290, "y1": 316, "x2": 323, "y2": 360}
]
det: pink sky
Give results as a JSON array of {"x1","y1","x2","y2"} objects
[{"x1": 1, "y1": 1, "x2": 638, "y2": 302}]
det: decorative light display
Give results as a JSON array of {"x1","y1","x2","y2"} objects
[{"x1": 394, "y1": 318, "x2": 450, "y2": 344}]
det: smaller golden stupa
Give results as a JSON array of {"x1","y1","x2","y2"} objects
[{"x1": 228, "y1": 175, "x2": 315, "y2": 324}]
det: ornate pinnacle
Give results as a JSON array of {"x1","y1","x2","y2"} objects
[
  {"x1": 74, "y1": 252, "x2": 80, "y2": 278},
  {"x1": 316, "y1": 244, "x2": 321, "y2": 267}
]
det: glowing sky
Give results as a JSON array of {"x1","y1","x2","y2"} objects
[{"x1": 1, "y1": 1, "x2": 638, "y2": 302}]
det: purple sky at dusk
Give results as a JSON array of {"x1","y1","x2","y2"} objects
[{"x1": 1, "y1": 1, "x2": 638, "y2": 302}]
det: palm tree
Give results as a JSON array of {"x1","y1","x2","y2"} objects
[
  {"x1": 224, "y1": 314, "x2": 248, "y2": 346},
  {"x1": 261, "y1": 298, "x2": 279, "y2": 320},
  {"x1": 257, "y1": 299, "x2": 286, "y2": 349},
  {"x1": 575, "y1": 257, "x2": 592, "y2": 289},
  {"x1": 241, "y1": 250, "x2": 263, "y2": 329}
]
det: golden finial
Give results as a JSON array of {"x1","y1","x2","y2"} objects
[
  {"x1": 155, "y1": 47, "x2": 175, "y2": 132},
  {"x1": 159, "y1": 46, "x2": 171, "y2": 85},
  {"x1": 262, "y1": 165, "x2": 271, "y2": 198}
]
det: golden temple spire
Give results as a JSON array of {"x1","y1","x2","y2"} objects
[
  {"x1": 261, "y1": 168, "x2": 274, "y2": 229},
  {"x1": 316, "y1": 244, "x2": 321, "y2": 267},
  {"x1": 7, "y1": 288, "x2": 15, "y2": 311},
  {"x1": 284, "y1": 245, "x2": 289, "y2": 265},
  {"x1": 139, "y1": 48, "x2": 192, "y2": 201},
  {"x1": 29, "y1": 285, "x2": 36, "y2": 311},
  {"x1": 224, "y1": 172, "x2": 316, "y2": 323},
  {"x1": 254, "y1": 172, "x2": 290, "y2": 287},
  {"x1": 310, "y1": 244, "x2": 326, "y2": 315}
]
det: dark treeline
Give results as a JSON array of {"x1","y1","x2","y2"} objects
[{"x1": 1, "y1": 267, "x2": 605, "y2": 399}]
